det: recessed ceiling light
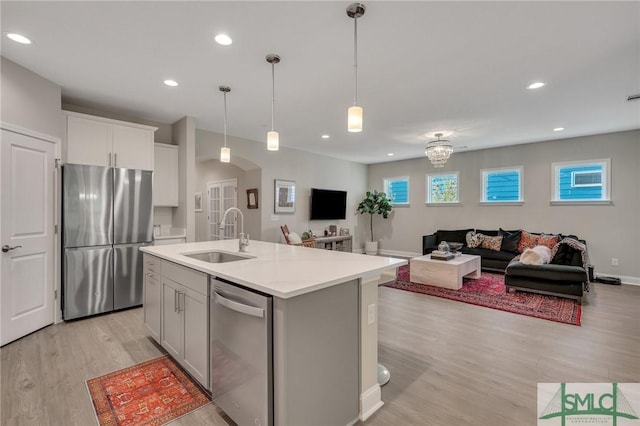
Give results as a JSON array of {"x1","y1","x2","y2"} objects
[
  {"x1": 553, "y1": 127, "x2": 564, "y2": 132},
  {"x1": 527, "y1": 82, "x2": 545, "y2": 89},
  {"x1": 214, "y1": 34, "x2": 232, "y2": 46},
  {"x1": 321, "y1": 134, "x2": 330, "y2": 139},
  {"x1": 387, "y1": 153, "x2": 394, "y2": 156},
  {"x1": 6, "y1": 33, "x2": 31, "y2": 44},
  {"x1": 163, "y1": 79, "x2": 178, "y2": 87}
]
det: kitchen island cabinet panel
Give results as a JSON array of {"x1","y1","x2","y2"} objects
[
  {"x1": 161, "y1": 278, "x2": 182, "y2": 360},
  {"x1": 273, "y1": 279, "x2": 359, "y2": 426}
]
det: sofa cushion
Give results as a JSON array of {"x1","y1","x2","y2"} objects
[
  {"x1": 461, "y1": 247, "x2": 517, "y2": 262},
  {"x1": 499, "y1": 228, "x2": 521, "y2": 253},
  {"x1": 506, "y1": 261, "x2": 587, "y2": 282},
  {"x1": 436, "y1": 229, "x2": 473, "y2": 244},
  {"x1": 480, "y1": 235, "x2": 503, "y2": 251}
]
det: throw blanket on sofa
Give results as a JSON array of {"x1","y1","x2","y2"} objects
[{"x1": 551, "y1": 238, "x2": 590, "y2": 289}]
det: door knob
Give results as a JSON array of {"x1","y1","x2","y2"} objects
[{"x1": 2, "y1": 245, "x2": 22, "y2": 253}]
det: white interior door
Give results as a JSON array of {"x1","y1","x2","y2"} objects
[
  {"x1": 1, "y1": 128, "x2": 56, "y2": 346},
  {"x1": 207, "y1": 179, "x2": 237, "y2": 240}
]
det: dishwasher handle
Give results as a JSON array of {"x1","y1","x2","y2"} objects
[{"x1": 214, "y1": 291, "x2": 264, "y2": 318}]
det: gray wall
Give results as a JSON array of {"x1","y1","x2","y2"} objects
[
  {"x1": 367, "y1": 129, "x2": 640, "y2": 281},
  {"x1": 196, "y1": 129, "x2": 369, "y2": 249},
  {"x1": 1, "y1": 56, "x2": 61, "y2": 138}
]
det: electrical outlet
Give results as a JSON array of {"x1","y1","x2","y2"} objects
[
  {"x1": 367, "y1": 304, "x2": 376, "y2": 325},
  {"x1": 611, "y1": 258, "x2": 619, "y2": 266}
]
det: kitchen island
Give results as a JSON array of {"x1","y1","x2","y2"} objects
[{"x1": 140, "y1": 239, "x2": 406, "y2": 426}]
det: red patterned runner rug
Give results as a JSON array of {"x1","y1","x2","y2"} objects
[
  {"x1": 87, "y1": 355, "x2": 211, "y2": 426},
  {"x1": 384, "y1": 265, "x2": 581, "y2": 326}
]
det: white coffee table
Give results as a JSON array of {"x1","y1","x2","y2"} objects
[{"x1": 410, "y1": 254, "x2": 481, "y2": 290}]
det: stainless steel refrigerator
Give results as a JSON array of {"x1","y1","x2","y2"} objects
[{"x1": 62, "y1": 164, "x2": 153, "y2": 320}]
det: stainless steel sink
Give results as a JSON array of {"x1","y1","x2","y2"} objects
[{"x1": 183, "y1": 251, "x2": 252, "y2": 263}]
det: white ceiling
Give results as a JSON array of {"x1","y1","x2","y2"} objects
[{"x1": 2, "y1": 1, "x2": 639, "y2": 164}]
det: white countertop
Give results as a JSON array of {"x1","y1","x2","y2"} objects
[{"x1": 140, "y1": 239, "x2": 407, "y2": 299}]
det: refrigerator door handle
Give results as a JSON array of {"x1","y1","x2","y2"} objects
[
  {"x1": 114, "y1": 153, "x2": 117, "y2": 167},
  {"x1": 108, "y1": 152, "x2": 112, "y2": 167}
]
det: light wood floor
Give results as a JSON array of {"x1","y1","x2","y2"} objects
[{"x1": 1, "y1": 282, "x2": 638, "y2": 426}]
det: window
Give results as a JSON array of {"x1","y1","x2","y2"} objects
[
  {"x1": 552, "y1": 159, "x2": 610, "y2": 203},
  {"x1": 383, "y1": 176, "x2": 409, "y2": 205},
  {"x1": 426, "y1": 172, "x2": 459, "y2": 204},
  {"x1": 481, "y1": 167, "x2": 522, "y2": 203}
]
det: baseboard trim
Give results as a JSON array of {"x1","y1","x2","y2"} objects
[{"x1": 360, "y1": 383, "x2": 383, "y2": 421}]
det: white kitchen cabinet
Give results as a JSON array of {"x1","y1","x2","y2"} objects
[
  {"x1": 153, "y1": 143, "x2": 179, "y2": 206},
  {"x1": 159, "y1": 260, "x2": 209, "y2": 388},
  {"x1": 64, "y1": 111, "x2": 156, "y2": 170},
  {"x1": 143, "y1": 254, "x2": 161, "y2": 342}
]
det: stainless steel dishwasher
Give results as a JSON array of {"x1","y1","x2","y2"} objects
[{"x1": 210, "y1": 277, "x2": 273, "y2": 426}]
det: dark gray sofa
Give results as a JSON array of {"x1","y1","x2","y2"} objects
[{"x1": 422, "y1": 228, "x2": 589, "y2": 302}]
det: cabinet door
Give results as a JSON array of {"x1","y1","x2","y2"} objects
[
  {"x1": 153, "y1": 144, "x2": 179, "y2": 206},
  {"x1": 143, "y1": 271, "x2": 161, "y2": 342},
  {"x1": 161, "y1": 278, "x2": 182, "y2": 360},
  {"x1": 112, "y1": 124, "x2": 154, "y2": 170},
  {"x1": 182, "y1": 288, "x2": 209, "y2": 387},
  {"x1": 66, "y1": 116, "x2": 111, "y2": 166}
]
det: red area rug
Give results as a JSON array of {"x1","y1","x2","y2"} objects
[
  {"x1": 384, "y1": 265, "x2": 581, "y2": 326},
  {"x1": 87, "y1": 355, "x2": 210, "y2": 426}
]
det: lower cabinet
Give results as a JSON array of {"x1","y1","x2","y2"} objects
[
  {"x1": 159, "y1": 262, "x2": 209, "y2": 389},
  {"x1": 143, "y1": 255, "x2": 161, "y2": 342}
]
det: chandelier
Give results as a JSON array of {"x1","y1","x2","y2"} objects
[{"x1": 425, "y1": 133, "x2": 453, "y2": 167}]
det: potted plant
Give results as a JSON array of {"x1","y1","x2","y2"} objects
[{"x1": 357, "y1": 190, "x2": 393, "y2": 255}]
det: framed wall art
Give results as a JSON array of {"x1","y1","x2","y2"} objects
[
  {"x1": 247, "y1": 188, "x2": 259, "y2": 209},
  {"x1": 274, "y1": 179, "x2": 296, "y2": 213}
]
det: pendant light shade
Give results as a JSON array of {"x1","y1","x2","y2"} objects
[
  {"x1": 220, "y1": 146, "x2": 231, "y2": 163},
  {"x1": 348, "y1": 106, "x2": 363, "y2": 132},
  {"x1": 219, "y1": 85, "x2": 231, "y2": 163},
  {"x1": 266, "y1": 54, "x2": 280, "y2": 151},
  {"x1": 267, "y1": 130, "x2": 279, "y2": 151},
  {"x1": 347, "y1": 3, "x2": 365, "y2": 133},
  {"x1": 425, "y1": 133, "x2": 454, "y2": 168}
]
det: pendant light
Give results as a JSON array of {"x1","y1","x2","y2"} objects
[
  {"x1": 347, "y1": 3, "x2": 365, "y2": 133},
  {"x1": 425, "y1": 133, "x2": 454, "y2": 168},
  {"x1": 219, "y1": 86, "x2": 231, "y2": 163},
  {"x1": 266, "y1": 54, "x2": 281, "y2": 151}
]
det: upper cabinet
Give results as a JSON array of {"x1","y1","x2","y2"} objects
[
  {"x1": 64, "y1": 111, "x2": 157, "y2": 171},
  {"x1": 153, "y1": 143, "x2": 179, "y2": 207}
]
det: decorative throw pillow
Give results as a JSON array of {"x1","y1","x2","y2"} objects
[
  {"x1": 518, "y1": 230, "x2": 540, "y2": 253},
  {"x1": 499, "y1": 228, "x2": 521, "y2": 253},
  {"x1": 537, "y1": 233, "x2": 559, "y2": 250},
  {"x1": 466, "y1": 231, "x2": 484, "y2": 248},
  {"x1": 288, "y1": 232, "x2": 302, "y2": 244},
  {"x1": 480, "y1": 235, "x2": 503, "y2": 251}
]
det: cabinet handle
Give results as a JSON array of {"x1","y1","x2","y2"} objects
[
  {"x1": 108, "y1": 152, "x2": 112, "y2": 167},
  {"x1": 179, "y1": 291, "x2": 185, "y2": 313},
  {"x1": 174, "y1": 289, "x2": 178, "y2": 312}
]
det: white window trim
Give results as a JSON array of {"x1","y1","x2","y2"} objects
[
  {"x1": 426, "y1": 171, "x2": 460, "y2": 204},
  {"x1": 551, "y1": 158, "x2": 611, "y2": 203},
  {"x1": 383, "y1": 176, "x2": 410, "y2": 206},
  {"x1": 480, "y1": 166, "x2": 523, "y2": 203}
]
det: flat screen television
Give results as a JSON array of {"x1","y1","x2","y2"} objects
[{"x1": 310, "y1": 188, "x2": 347, "y2": 220}]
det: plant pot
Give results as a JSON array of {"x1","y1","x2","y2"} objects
[{"x1": 365, "y1": 241, "x2": 379, "y2": 256}]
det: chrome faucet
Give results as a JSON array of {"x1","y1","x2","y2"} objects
[{"x1": 219, "y1": 207, "x2": 249, "y2": 252}]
